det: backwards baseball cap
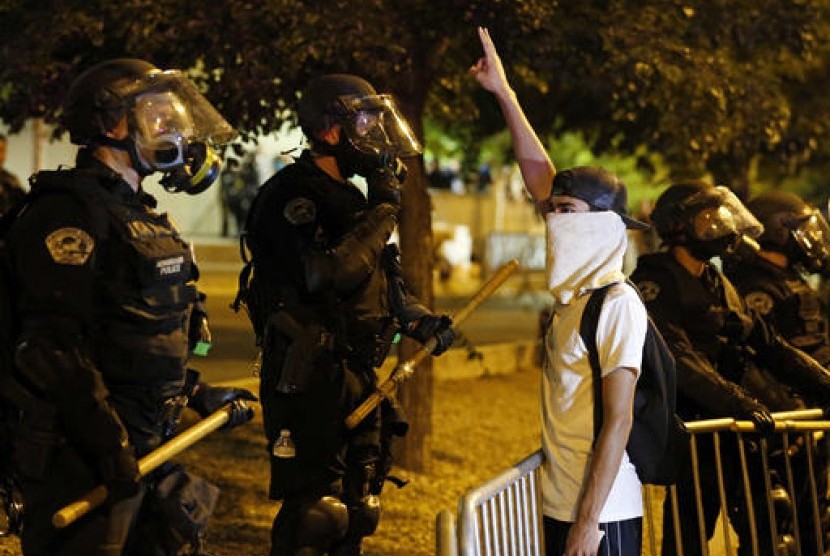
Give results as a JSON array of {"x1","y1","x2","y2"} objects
[{"x1": 550, "y1": 166, "x2": 650, "y2": 231}]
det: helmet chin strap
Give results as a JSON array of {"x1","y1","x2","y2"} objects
[{"x1": 94, "y1": 135, "x2": 154, "y2": 177}]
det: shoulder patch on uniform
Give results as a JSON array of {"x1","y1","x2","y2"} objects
[
  {"x1": 45, "y1": 228, "x2": 94, "y2": 265},
  {"x1": 283, "y1": 197, "x2": 316, "y2": 226},
  {"x1": 744, "y1": 291, "x2": 774, "y2": 315},
  {"x1": 637, "y1": 280, "x2": 661, "y2": 302}
]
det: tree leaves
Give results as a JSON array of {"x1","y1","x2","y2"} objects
[{"x1": 0, "y1": 0, "x2": 828, "y2": 189}]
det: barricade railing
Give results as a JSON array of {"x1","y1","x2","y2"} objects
[
  {"x1": 436, "y1": 409, "x2": 829, "y2": 556},
  {"x1": 670, "y1": 408, "x2": 829, "y2": 556}
]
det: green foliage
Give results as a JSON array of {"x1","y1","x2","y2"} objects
[
  {"x1": 465, "y1": 0, "x2": 830, "y2": 194},
  {"x1": 0, "y1": 0, "x2": 829, "y2": 190},
  {"x1": 541, "y1": 131, "x2": 670, "y2": 215}
]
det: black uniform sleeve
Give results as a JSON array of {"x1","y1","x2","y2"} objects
[
  {"x1": 747, "y1": 315, "x2": 830, "y2": 407},
  {"x1": 10, "y1": 192, "x2": 130, "y2": 457},
  {"x1": 11, "y1": 193, "x2": 96, "y2": 323},
  {"x1": 633, "y1": 266, "x2": 767, "y2": 418},
  {"x1": 383, "y1": 243, "x2": 431, "y2": 325},
  {"x1": 302, "y1": 204, "x2": 398, "y2": 295},
  {"x1": 740, "y1": 283, "x2": 783, "y2": 328}
]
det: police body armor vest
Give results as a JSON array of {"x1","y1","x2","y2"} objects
[
  {"x1": 245, "y1": 155, "x2": 392, "y2": 360},
  {"x1": 99, "y1": 201, "x2": 197, "y2": 359},
  {"x1": 29, "y1": 169, "x2": 196, "y2": 386}
]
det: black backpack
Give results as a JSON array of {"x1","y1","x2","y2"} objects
[{"x1": 580, "y1": 281, "x2": 689, "y2": 486}]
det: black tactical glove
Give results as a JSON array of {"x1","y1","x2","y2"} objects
[
  {"x1": 742, "y1": 406, "x2": 776, "y2": 438},
  {"x1": 98, "y1": 442, "x2": 141, "y2": 503},
  {"x1": 408, "y1": 314, "x2": 455, "y2": 356},
  {"x1": 189, "y1": 383, "x2": 258, "y2": 429},
  {"x1": 367, "y1": 164, "x2": 405, "y2": 211}
]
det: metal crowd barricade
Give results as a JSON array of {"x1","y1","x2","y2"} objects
[
  {"x1": 669, "y1": 408, "x2": 829, "y2": 556},
  {"x1": 437, "y1": 409, "x2": 829, "y2": 556},
  {"x1": 438, "y1": 450, "x2": 545, "y2": 556}
]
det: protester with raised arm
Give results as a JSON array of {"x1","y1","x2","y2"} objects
[{"x1": 472, "y1": 27, "x2": 648, "y2": 556}]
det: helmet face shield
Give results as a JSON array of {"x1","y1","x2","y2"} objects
[
  {"x1": 133, "y1": 91, "x2": 194, "y2": 169},
  {"x1": 117, "y1": 70, "x2": 235, "y2": 145},
  {"x1": 337, "y1": 94, "x2": 421, "y2": 159},
  {"x1": 790, "y1": 211, "x2": 830, "y2": 272},
  {"x1": 684, "y1": 186, "x2": 763, "y2": 241},
  {"x1": 120, "y1": 70, "x2": 235, "y2": 193}
]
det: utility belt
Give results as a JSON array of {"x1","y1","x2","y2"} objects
[{"x1": 264, "y1": 310, "x2": 398, "y2": 395}]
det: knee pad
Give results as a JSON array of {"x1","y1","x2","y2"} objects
[
  {"x1": 347, "y1": 494, "x2": 381, "y2": 538},
  {"x1": 296, "y1": 495, "x2": 349, "y2": 549}
]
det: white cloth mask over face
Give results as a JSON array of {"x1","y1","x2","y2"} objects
[{"x1": 545, "y1": 211, "x2": 628, "y2": 305}]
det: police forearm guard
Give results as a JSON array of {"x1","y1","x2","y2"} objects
[
  {"x1": 304, "y1": 204, "x2": 397, "y2": 295},
  {"x1": 14, "y1": 337, "x2": 130, "y2": 457},
  {"x1": 760, "y1": 335, "x2": 830, "y2": 406},
  {"x1": 382, "y1": 243, "x2": 430, "y2": 326}
]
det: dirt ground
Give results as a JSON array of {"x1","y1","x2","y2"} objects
[{"x1": 0, "y1": 368, "x2": 543, "y2": 556}]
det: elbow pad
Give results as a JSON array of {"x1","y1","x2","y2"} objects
[{"x1": 304, "y1": 204, "x2": 397, "y2": 294}]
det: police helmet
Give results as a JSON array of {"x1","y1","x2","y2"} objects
[
  {"x1": 298, "y1": 74, "x2": 378, "y2": 136},
  {"x1": 62, "y1": 58, "x2": 236, "y2": 193},
  {"x1": 297, "y1": 74, "x2": 421, "y2": 162},
  {"x1": 747, "y1": 191, "x2": 830, "y2": 273},
  {"x1": 651, "y1": 180, "x2": 762, "y2": 245},
  {"x1": 63, "y1": 59, "x2": 158, "y2": 146}
]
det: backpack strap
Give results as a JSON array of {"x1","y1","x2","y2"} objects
[{"x1": 579, "y1": 283, "x2": 614, "y2": 443}]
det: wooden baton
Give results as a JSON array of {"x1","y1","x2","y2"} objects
[
  {"x1": 345, "y1": 259, "x2": 520, "y2": 430},
  {"x1": 52, "y1": 404, "x2": 235, "y2": 529}
]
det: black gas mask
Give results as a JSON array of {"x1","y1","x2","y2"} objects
[
  {"x1": 321, "y1": 94, "x2": 420, "y2": 181},
  {"x1": 112, "y1": 70, "x2": 235, "y2": 194},
  {"x1": 158, "y1": 141, "x2": 223, "y2": 195}
]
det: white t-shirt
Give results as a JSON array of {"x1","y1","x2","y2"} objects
[{"x1": 540, "y1": 281, "x2": 647, "y2": 522}]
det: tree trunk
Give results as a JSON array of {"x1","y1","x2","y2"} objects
[{"x1": 391, "y1": 84, "x2": 434, "y2": 473}]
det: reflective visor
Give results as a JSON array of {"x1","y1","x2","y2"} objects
[
  {"x1": 134, "y1": 91, "x2": 194, "y2": 143},
  {"x1": 684, "y1": 186, "x2": 763, "y2": 240},
  {"x1": 791, "y1": 211, "x2": 830, "y2": 263},
  {"x1": 115, "y1": 69, "x2": 236, "y2": 144},
  {"x1": 337, "y1": 94, "x2": 421, "y2": 158}
]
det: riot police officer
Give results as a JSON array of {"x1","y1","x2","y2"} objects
[
  {"x1": 2, "y1": 59, "x2": 256, "y2": 556},
  {"x1": 630, "y1": 181, "x2": 830, "y2": 556},
  {"x1": 727, "y1": 191, "x2": 830, "y2": 366},
  {"x1": 238, "y1": 74, "x2": 455, "y2": 556},
  {"x1": 724, "y1": 190, "x2": 830, "y2": 554}
]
